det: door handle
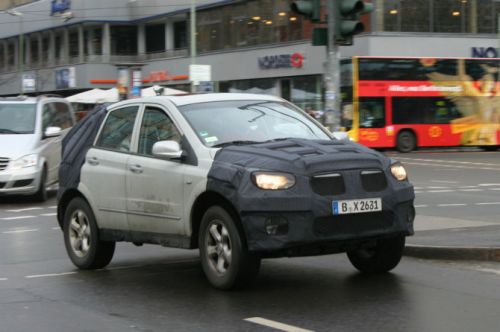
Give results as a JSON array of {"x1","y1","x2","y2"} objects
[
  {"x1": 129, "y1": 164, "x2": 143, "y2": 174},
  {"x1": 87, "y1": 157, "x2": 99, "y2": 166}
]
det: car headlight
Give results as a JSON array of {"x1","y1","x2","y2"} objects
[
  {"x1": 252, "y1": 172, "x2": 296, "y2": 190},
  {"x1": 390, "y1": 163, "x2": 407, "y2": 181},
  {"x1": 10, "y1": 154, "x2": 39, "y2": 170}
]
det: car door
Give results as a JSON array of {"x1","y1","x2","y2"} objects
[
  {"x1": 40, "y1": 103, "x2": 61, "y2": 184},
  {"x1": 45, "y1": 102, "x2": 75, "y2": 184},
  {"x1": 80, "y1": 105, "x2": 140, "y2": 231},
  {"x1": 125, "y1": 105, "x2": 186, "y2": 236}
]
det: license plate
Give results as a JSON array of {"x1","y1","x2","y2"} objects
[{"x1": 332, "y1": 198, "x2": 382, "y2": 215}]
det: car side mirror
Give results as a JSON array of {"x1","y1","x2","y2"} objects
[
  {"x1": 44, "y1": 126, "x2": 62, "y2": 138},
  {"x1": 152, "y1": 140, "x2": 183, "y2": 159}
]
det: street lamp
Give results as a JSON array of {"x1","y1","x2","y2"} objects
[
  {"x1": 6, "y1": 9, "x2": 24, "y2": 95},
  {"x1": 190, "y1": 0, "x2": 197, "y2": 93}
]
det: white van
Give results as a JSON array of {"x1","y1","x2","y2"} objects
[{"x1": 0, "y1": 96, "x2": 75, "y2": 201}]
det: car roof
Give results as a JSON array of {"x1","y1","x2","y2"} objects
[
  {"x1": 110, "y1": 93, "x2": 285, "y2": 108},
  {"x1": 0, "y1": 96, "x2": 68, "y2": 104}
]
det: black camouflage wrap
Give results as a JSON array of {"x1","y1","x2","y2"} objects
[
  {"x1": 57, "y1": 104, "x2": 108, "y2": 207},
  {"x1": 207, "y1": 138, "x2": 415, "y2": 254}
]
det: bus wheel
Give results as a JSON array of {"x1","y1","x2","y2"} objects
[{"x1": 396, "y1": 131, "x2": 416, "y2": 153}]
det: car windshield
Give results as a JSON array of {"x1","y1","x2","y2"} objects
[
  {"x1": 0, "y1": 103, "x2": 37, "y2": 134},
  {"x1": 179, "y1": 100, "x2": 331, "y2": 147}
]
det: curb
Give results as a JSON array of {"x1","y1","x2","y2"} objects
[{"x1": 404, "y1": 244, "x2": 500, "y2": 262}]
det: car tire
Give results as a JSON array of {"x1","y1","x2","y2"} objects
[
  {"x1": 347, "y1": 235, "x2": 405, "y2": 274},
  {"x1": 63, "y1": 197, "x2": 115, "y2": 270},
  {"x1": 33, "y1": 167, "x2": 48, "y2": 202},
  {"x1": 199, "y1": 206, "x2": 261, "y2": 290},
  {"x1": 396, "y1": 131, "x2": 416, "y2": 153}
]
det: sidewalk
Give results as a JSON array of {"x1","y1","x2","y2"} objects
[{"x1": 404, "y1": 215, "x2": 500, "y2": 262}]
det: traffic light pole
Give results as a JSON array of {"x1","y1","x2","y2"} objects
[{"x1": 323, "y1": 0, "x2": 341, "y2": 132}]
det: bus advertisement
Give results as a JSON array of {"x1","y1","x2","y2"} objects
[{"x1": 341, "y1": 57, "x2": 500, "y2": 152}]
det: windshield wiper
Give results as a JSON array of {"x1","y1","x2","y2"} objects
[
  {"x1": 212, "y1": 140, "x2": 262, "y2": 148},
  {"x1": 0, "y1": 128, "x2": 21, "y2": 134}
]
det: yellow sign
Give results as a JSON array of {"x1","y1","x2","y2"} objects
[
  {"x1": 360, "y1": 131, "x2": 379, "y2": 142},
  {"x1": 428, "y1": 126, "x2": 443, "y2": 138}
]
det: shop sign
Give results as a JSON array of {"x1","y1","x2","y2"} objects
[
  {"x1": 146, "y1": 71, "x2": 171, "y2": 82},
  {"x1": 51, "y1": 0, "x2": 71, "y2": 16},
  {"x1": 55, "y1": 67, "x2": 75, "y2": 89},
  {"x1": 258, "y1": 53, "x2": 304, "y2": 69},
  {"x1": 22, "y1": 74, "x2": 36, "y2": 92},
  {"x1": 471, "y1": 47, "x2": 498, "y2": 58},
  {"x1": 189, "y1": 65, "x2": 212, "y2": 83}
]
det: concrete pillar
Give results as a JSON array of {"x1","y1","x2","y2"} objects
[
  {"x1": 78, "y1": 24, "x2": 84, "y2": 62},
  {"x1": 102, "y1": 23, "x2": 111, "y2": 62},
  {"x1": 375, "y1": 0, "x2": 384, "y2": 32},
  {"x1": 138, "y1": 23, "x2": 146, "y2": 55},
  {"x1": 165, "y1": 19, "x2": 174, "y2": 51},
  {"x1": 469, "y1": 0, "x2": 477, "y2": 33}
]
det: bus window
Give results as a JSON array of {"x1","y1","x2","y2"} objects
[
  {"x1": 359, "y1": 97, "x2": 385, "y2": 128},
  {"x1": 393, "y1": 97, "x2": 463, "y2": 124}
]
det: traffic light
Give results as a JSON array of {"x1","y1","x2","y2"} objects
[
  {"x1": 290, "y1": 0, "x2": 321, "y2": 23},
  {"x1": 336, "y1": 0, "x2": 374, "y2": 45}
]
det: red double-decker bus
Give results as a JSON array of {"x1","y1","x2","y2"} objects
[{"x1": 340, "y1": 57, "x2": 500, "y2": 152}]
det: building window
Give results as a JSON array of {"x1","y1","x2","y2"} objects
[
  {"x1": 42, "y1": 36, "x2": 49, "y2": 64},
  {"x1": 111, "y1": 25, "x2": 138, "y2": 55},
  {"x1": 69, "y1": 30, "x2": 79, "y2": 58},
  {"x1": 29, "y1": 37, "x2": 39, "y2": 65},
  {"x1": 7, "y1": 42, "x2": 15, "y2": 67},
  {"x1": 195, "y1": 0, "x2": 305, "y2": 53},
  {"x1": 229, "y1": 78, "x2": 277, "y2": 95},
  {"x1": 146, "y1": 24, "x2": 165, "y2": 53},
  {"x1": 174, "y1": 21, "x2": 187, "y2": 49},
  {"x1": 55, "y1": 34, "x2": 63, "y2": 61},
  {"x1": 93, "y1": 27, "x2": 103, "y2": 55},
  {"x1": 0, "y1": 44, "x2": 4, "y2": 70}
]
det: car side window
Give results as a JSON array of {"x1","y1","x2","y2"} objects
[
  {"x1": 42, "y1": 104, "x2": 53, "y2": 132},
  {"x1": 53, "y1": 103, "x2": 74, "y2": 129},
  {"x1": 42, "y1": 102, "x2": 73, "y2": 131},
  {"x1": 95, "y1": 106, "x2": 139, "y2": 152},
  {"x1": 138, "y1": 106, "x2": 181, "y2": 156}
]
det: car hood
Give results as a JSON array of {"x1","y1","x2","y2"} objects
[
  {"x1": 0, "y1": 134, "x2": 38, "y2": 160},
  {"x1": 210, "y1": 138, "x2": 390, "y2": 177}
]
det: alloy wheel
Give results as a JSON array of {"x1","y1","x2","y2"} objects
[
  {"x1": 69, "y1": 210, "x2": 91, "y2": 258},
  {"x1": 205, "y1": 220, "x2": 233, "y2": 275}
]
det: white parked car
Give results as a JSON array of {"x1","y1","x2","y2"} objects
[
  {"x1": 0, "y1": 96, "x2": 75, "y2": 201},
  {"x1": 57, "y1": 93, "x2": 415, "y2": 289}
]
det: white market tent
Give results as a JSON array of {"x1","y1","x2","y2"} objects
[
  {"x1": 66, "y1": 88, "x2": 119, "y2": 104},
  {"x1": 141, "y1": 85, "x2": 187, "y2": 97}
]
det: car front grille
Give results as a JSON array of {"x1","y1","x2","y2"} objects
[
  {"x1": 314, "y1": 211, "x2": 393, "y2": 236},
  {"x1": 0, "y1": 182, "x2": 5, "y2": 189},
  {"x1": 0, "y1": 157, "x2": 9, "y2": 171},
  {"x1": 311, "y1": 173, "x2": 345, "y2": 196},
  {"x1": 360, "y1": 170, "x2": 388, "y2": 192},
  {"x1": 311, "y1": 169, "x2": 388, "y2": 196}
]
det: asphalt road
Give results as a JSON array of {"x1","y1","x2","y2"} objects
[
  {"x1": 0, "y1": 150, "x2": 499, "y2": 332},
  {"x1": 385, "y1": 150, "x2": 500, "y2": 227}
]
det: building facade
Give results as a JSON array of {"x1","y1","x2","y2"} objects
[{"x1": 0, "y1": 0, "x2": 499, "y2": 112}]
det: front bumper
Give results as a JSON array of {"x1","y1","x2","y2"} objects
[
  {"x1": 0, "y1": 166, "x2": 42, "y2": 196},
  {"x1": 239, "y1": 185, "x2": 415, "y2": 256}
]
